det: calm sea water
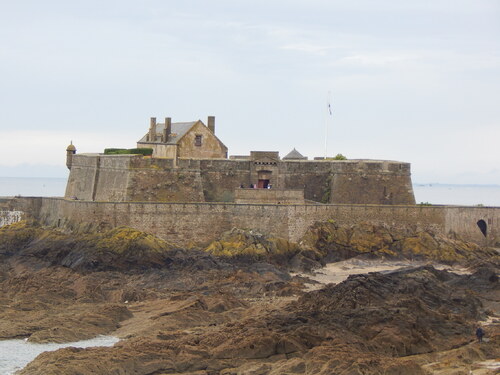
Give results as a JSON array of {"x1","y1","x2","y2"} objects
[
  {"x1": 0, "y1": 336, "x2": 119, "y2": 374},
  {"x1": 413, "y1": 184, "x2": 500, "y2": 207},
  {"x1": 0, "y1": 177, "x2": 499, "y2": 206},
  {"x1": 0, "y1": 177, "x2": 66, "y2": 197}
]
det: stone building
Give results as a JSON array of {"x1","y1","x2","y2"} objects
[{"x1": 136, "y1": 116, "x2": 228, "y2": 160}]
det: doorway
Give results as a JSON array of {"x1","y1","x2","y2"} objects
[
  {"x1": 477, "y1": 219, "x2": 487, "y2": 237},
  {"x1": 257, "y1": 170, "x2": 272, "y2": 189},
  {"x1": 258, "y1": 179, "x2": 270, "y2": 189}
]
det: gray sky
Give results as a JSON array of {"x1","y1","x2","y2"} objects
[{"x1": 0, "y1": 0, "x2": 499, "y2": 184}]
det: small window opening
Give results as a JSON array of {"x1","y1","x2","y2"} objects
[
  {"x1": 195, "y1": 135, "x2": 202, "y2": 147},
  {"x1": 477, "y1": 219, "x2": 487, "y2": 237}
]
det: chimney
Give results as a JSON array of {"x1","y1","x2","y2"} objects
[
  {"x1": 149, "y1": 117, "x2": 156, "y2": 142},
  {"x1": 163, "y1": 117, "x2": 172, "y2": 143},
  {"x1": 207, "y1": 116, "x2": 215, "y2": 134}
]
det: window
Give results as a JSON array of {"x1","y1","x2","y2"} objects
[{"x1": 195, "y1": 135, "x2": 202, "y2": 147}]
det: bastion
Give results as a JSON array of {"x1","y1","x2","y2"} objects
[{"x1": 64, "y1": 116, "x2": 416, "y2": 205}]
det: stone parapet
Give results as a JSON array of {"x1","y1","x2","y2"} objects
[{"x1": 234, "y1": 188, "x2": 305, "y2": 204}]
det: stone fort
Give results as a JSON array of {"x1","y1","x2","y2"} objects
[
  {"x1": 1, "y1": 115, "x2": 498, "y2": 248},
  {"x1": 64, "y1": 116, "x2": 416, "y2": 206}
]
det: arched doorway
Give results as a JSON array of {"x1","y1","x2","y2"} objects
[{"x1": 477, "y1": 219, "x2": 487, "y2": 237}]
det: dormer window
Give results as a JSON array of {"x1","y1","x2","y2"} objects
[{"x1": 195, "y1": 135, "x2": 202, "y2": 147}]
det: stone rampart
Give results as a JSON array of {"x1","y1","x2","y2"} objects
[
  {"x1": 65, "y1": 154, "x2": 136, "y2": 201},
  {"x1": 65, "y1": 155, "x2": 416, "y2": 205},
  {"x1": 9, "y1": 197, "x2": 500, "y2": 247}
]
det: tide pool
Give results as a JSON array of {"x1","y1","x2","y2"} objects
[{"x1": 0, "y1": 336, "x2": 119, "y2": 374}]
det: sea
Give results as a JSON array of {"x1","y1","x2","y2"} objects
[
  {"x1": 0, "y1": 336, "x2": 119, "y2": 374},
  {"x1": 0, "y1": 177, "x2": 499, "y2": 206}
]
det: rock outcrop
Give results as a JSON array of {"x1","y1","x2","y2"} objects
[
  {"x1": 0, "y1": 221, "x2": 497, "y2": 374},
  {"x1": 299, "y1": 221, "x2": 498, "y2": 265},
  {"x1": 17, "y1": 266, "x2": 500, "y2": 375},
  {"x1": 204, "y1": 222, "x2": 498, "y2": 271}
]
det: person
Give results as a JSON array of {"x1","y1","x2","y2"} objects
[
  {"x1": 240, "y1": 184, "x2": 244, "y2": 188},
  {"x1": 250, "y1": 183, "x2": 254, "y2": 189},
  {"x1": 476, "y1": 326, "x2": 485, "y2": 343}
]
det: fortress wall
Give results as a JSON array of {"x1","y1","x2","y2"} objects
[
  {"x1": 278, "y1": 160, "x2": 415, "y2": 205},
  {"x1": 199, "y1": 160, "x2": 253, "y2": 202},
  {"x1": 32, "y1": 198, "x2": 291, "y2": 245},
  {"x1": 66, "y1": 155, "x2": 137, "y2": 201},
  {"x1": 279, "y1": 161, "x2": 331, "y2": 202},
  {"x1": 0, "y1": 197, "x2": 43, "y2": 227},
  {"x1": 130, "y1": 158, "x2": 255, "y2": 202},
  {"x1": 16, "y1": 197, "x2": 499, "y2": 247},
  {"x1": 66, "y1": 155, "x2": 415, "y2": 205},
  {"x1": 330, "y1": 173, "x2": 415, "y2": 205},
  {"x1": 128, "y1": 158, "x2": 205, "y2": 202},
  {"x1": 128, "y1": 169, "x2": 205, "y2": 202},
  {"x1": 328, "y1": 161, "x2": 415, "y2": 205},
  {"x1": 132, "y1": 158, "x2": 415, "y2": 205},
  {"x1": 65, "y1": 155, "x2": 100, "y2": 200},
  {"x1": 444, "y1": 206, "x2": 499, "y2": 246},
  {"x1": 94, "y1": 156, "x2": 135, "y2": 201}
]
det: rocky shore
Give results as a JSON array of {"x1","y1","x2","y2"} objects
[{"x1": 0, "y1": 221, "x2": 498, "y2": 374}]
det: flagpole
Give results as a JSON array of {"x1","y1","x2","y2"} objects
[
  {"x1": 325, "y1": 91, "x2": 332, "y2": 159},
  {"x1": 324, "y1": 92, "x2": 328, "y2": 158}
]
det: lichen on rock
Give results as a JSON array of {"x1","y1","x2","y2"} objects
[
  {"x1": 205, "y1": 228, "x2": 300, "y2": 261},
  {"x1": 299, "y1": 220, "x2": 498, "y2": 265}
]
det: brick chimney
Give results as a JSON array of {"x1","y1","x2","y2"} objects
[
  {"x1": 148, "y1": 117, "x2": 156, "y2": 142},
  {"x1": 207, "y1": 116, "x2": 215, "y2": 134},
  {"x1": 163, "y1": 117, "x2": 172, "y2": 143}
]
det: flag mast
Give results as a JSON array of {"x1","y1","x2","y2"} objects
[{"x1": 325, "y1": 91, "x2": 332, "y2": 159}]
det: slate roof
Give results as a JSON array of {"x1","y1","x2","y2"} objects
[
  {"x1": 283, "y1": 148, "x2": 307, "y2": 160},
  {"x1": 138, "y1": 121, "x2": 197, "y2": 144}
]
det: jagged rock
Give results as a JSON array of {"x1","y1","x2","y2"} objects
[
  {"x1": 299, "y1": 221, "x2": 498, "y2": 265},
  {"x1": 1, "y1": 222, "x2": 499, "y2": 374},
  {"x1": 205, "y1": 228, "x2": 299, "y2": 259}
]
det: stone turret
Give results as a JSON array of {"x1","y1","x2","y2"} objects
[{"x1": 66, "y1": 141, "x2": 76, "y2": 170}]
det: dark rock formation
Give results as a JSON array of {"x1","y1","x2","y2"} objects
[{"x1": 0, "y1": 221, "x2": 497, "y2": 374}]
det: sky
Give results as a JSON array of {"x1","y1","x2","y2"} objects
[{"x1": 0, "y1": 0, "x2": 499, "y2": 184}]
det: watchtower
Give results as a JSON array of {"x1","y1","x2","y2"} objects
[{"x1": 66, "y1": 142, "x2": 76, "y2": 169}]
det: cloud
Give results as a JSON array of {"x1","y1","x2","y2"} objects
[
  {"x1": 335, "y1": 53, "x2": 419, "y2": 67},
  {"x1": 280, "y1": 43, "x2": 333, "y2": 56}
]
